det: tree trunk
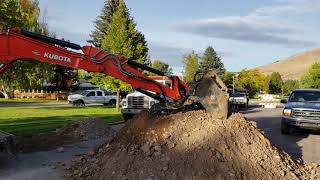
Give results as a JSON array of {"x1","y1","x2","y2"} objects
[
  {"x1": 56, "y1": 91, "x2": 60, "y2": 102},
  {"x1": 1, "y1": 85, "x2": 12, "y2": 99},
  {"x1": 1, "y1": 91, "x2": 9, "y2": 99},
  {"x1": 116, "y1": 90, "x2": 120, "y2": 112}
]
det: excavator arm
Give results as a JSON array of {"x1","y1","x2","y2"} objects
[{"x1": 0, "y1": 28, "x2": 188, "y2": 103}]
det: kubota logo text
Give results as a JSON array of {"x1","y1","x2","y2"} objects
[{"x1": 44, "y1": 53, "x2": 71, "y2": 63}]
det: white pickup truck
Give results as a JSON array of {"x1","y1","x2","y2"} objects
[
  {"x1": 229, "y1": 92, "x2": 249, "y2": 109},
  {"x1": 68, "y1": 89, "x2": 117, "y2": 106}
]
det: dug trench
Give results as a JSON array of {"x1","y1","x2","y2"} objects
[
  {"x1": 68, "y1": 110, "x2": 320, "y2": 180},
  {"x1": 15, "y1": 118, "x2": 117, "y2": 153},
  {"x1": 0, "y1": 118, "x2": 118, "y2": 180}
]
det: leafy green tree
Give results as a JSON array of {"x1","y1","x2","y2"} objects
[
  {"x1": 0, "y1": 0, "x2": 55, "y2": 98},
  {"x1": 301, "y1": 62, "x2": 320, "y2": 88},
  {"x1": 268, "y1": 72, "x2": 283, "y2": 94},
  {"x1": 236, "y1": 69, "x2": 267, "y2": 97},
  {"x1": 89, "y1": 72, "x2": 131, "y2": 111},
  {"x1": 282, "y1": 80, "x2": 300, "y2": 95},
  {"x1": 200, "y1": 46, "x2": 225, "y2": 75},
  {"x1": 1, "y1": 0, "x2": 39, "y2": 30},
  {"x1": 222, "y1": 72, "x2": 234, "y2": 86},
  {"x1": 151, "y1": 60, "x2": 173, "y2": 76},
  {"x1": 75, "y1": 69, "x2": 88, "y2": 82},
  {"x1": 183, "y1": 51, "x2": 199, "y2": 82}
]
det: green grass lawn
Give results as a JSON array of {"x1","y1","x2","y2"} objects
[
  {"x1": 0, "y1": 106, "x2": 122, "y2": 137},
  {"x1": 0, "y1": 98, "x2": 65, "y2": 103}
]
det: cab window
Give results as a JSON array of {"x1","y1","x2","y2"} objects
[
  {"x1": 97, "y1": 91, "x2": 103, "y2": 96},
  {"x1": 87, "y1": 91, "x2": 96, "y2": 97}
]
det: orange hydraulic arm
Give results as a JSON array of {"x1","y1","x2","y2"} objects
[{"x1": 0, "y1": 28, "x2": 188, "y2": 103}]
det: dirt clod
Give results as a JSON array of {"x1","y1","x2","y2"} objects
[{"x1": 69, "y1": 111, "x2": 318, "y2": 179}]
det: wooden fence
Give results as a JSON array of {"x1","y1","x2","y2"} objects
[{"x1": 13, "y1": 90, "x2": 68, "y2": 100}]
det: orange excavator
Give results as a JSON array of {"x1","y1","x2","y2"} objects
[
  {"x1": 0, "y1": 28, "x2": 229, "y2": 155},
  {"x1": 0, "y1": 28, "x2": 228, "y2": 116}
]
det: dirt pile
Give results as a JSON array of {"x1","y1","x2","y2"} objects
[
  {"x1": 16, "y1": 118, "x2": 116, "y2": 153},
  {"x1": 69, "y1": 111, "x2": 318, "y2": 180},
  {"x1": 56, "y1": 118, "x2": 116, "y2": 140}
]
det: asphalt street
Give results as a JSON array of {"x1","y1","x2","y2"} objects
[{"x1": 244, "y1": 105, "x2": 320, "y2": 164}]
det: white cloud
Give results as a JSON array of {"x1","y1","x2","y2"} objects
[
  {"x1": 171, "y1": 6, "x2": 317, "y2": 48},
  {"x1": 149, "y1": 42, "x2": 188, "y2": 67},
  {"x1": 254, "y1": 0, "x2": 320, "y2": 15}
]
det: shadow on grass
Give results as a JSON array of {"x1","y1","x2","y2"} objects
[
  {"x1": 0, "y1": 114, "x2": 122, "y2": 137},
  {"x1": 31, "y1": 105, "x2": 115, "y2": 110}
]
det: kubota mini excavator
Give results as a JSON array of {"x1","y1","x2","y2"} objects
[
  {"x1": 0, "y1": 28, "x2": 229, "y2": 116},
  {"x1": 0, "y1": 28, "x2": 229, "y2": 155}
]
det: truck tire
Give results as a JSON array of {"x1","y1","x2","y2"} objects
[
  {"x1": 281, "y1": 121, "x2": 290, "y2": 135},
  {"x1": 109, "y1": 99, "x2": 116, "y2": 106},
  {"x1": 74, "y1": 100, "x2": 85, "y2": 107}
]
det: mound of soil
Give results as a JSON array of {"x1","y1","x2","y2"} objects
[
  {"x1": 69, "y1": 111, "x2": 319, "y2": 180},
  {"x1": 56, "y1": 117, "x2": 115, "y2": 140},
  {"x1": 16, "y1": 118, "x2": 116, "y2": 153}
]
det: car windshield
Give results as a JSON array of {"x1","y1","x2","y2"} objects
[
  {"x1": 289, "y1": 91, "x2": 320, "y2": 102},
  {"x1": 231, "y1": 93, "x2": 246, "y2": 97},
  {"x1": 80, "y1": 91, "x2": 89, "y2": 96}
]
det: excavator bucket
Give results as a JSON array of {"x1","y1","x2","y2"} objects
[{"x1": 188, "y1": 70, "x2": 229, "y2": 118}]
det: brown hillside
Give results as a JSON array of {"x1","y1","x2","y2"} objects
[{"x1": 257, "y1": 48, "x2": 320, "y2": 80}]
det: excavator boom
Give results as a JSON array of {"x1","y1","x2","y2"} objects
[{"x1": 0, "y1": 28, "x2": 187, "y2": 103}]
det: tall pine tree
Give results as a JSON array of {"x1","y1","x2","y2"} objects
[
  {"x1": 88, "y1": 0, "x2": 119, "y2": 47},
  {"x1": 90, "y1": 0, "x2": 151, "y2": 111},
  {"x1": 200, "y1": 46, "x2": 225, "y2": 75},
  {"x1": 89, "y1": 0, "x2": 149, "y2": 65}
]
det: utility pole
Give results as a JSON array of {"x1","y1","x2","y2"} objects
[{"x1": 232, "y1": 74, "x2": 235, "y2": 93}]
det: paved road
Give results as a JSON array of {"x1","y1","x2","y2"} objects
[
  {"x1": 244, "y1": 105, "x2": 320, "y2": 164},
  {"x1": 0, "y1": 124, "x2": 124, "y2": 180}
]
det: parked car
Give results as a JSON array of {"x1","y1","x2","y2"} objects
[
  {"x1": 229, "y1": 92, "x2": 249, "y2": 109},
  {"x1": 281, "y1": 89, "x2": 320, "y2": 134},
  {"x1": 68, "y1": 89, "x2": 117, "y2": 106}
]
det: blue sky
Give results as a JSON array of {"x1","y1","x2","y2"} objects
[{"x1": 38, "y1": 0, "x2": 320, "y2": 75}]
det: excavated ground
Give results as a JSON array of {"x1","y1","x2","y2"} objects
[
  {"x1": 68, "y1": 111, "x2": 320, "y2": 180},
  {"x1": 15, "y1": 118, "x2": 116, "y2": 153}
]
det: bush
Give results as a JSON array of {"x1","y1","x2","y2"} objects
[{"x1": 301, "y1": 62, "x2": 320, "y2": 88}]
